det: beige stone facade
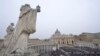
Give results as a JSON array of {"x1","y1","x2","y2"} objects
[
  {"x1": 50, "y1": 29, "x2": 100, "y2": 48},
  {"x1": 50, "y1": 29, "x2": 75, "y2": 46},
  {"x1": 79, "y1": 33, "x2": 100, "y2": 43}
]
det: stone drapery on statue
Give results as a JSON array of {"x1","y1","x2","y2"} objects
[{"x1": 4, "y1": 4, "x2": 40, "y2": 56}]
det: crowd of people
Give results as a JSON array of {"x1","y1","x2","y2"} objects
[{"x1": 51, "y1": 46, "x2": 100, "y2": 56}]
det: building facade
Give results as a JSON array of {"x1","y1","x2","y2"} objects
[{"x1": 50, "y1": 29, "x2": 75, "y2": 47}]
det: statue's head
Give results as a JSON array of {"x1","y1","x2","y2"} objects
[
  {"x1": 25, "y1": 4, "x2": 30, "y2": 7},
  {"x1": 20, "y1": 4, "x2": 31, "y2": 11},
  {"x1": 10, "y1": 23, "x2": 14, "y2": 26}
]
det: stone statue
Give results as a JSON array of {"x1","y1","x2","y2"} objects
[
  {"x1": 4, "y1": 23, "x2": 14, "y2": 47},
  {"x1": 6, "y1": 23, "x2": 14, "y2": 35},
  {"x1": 3, "y1": 4, "x2": 40, "y2": 56}
]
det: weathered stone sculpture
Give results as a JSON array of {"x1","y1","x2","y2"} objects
[
  {"x1": 3, "y1": 4, "x2": 40, "y2": 56},
  {"x1": 4, "y1": 23, "x2": 14, "y2": 47},
  {"x1": 6, "y1": 23, "x2": 14, "y2": 35}
]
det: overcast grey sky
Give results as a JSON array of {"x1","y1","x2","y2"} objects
[{"x1": 0, "y1": 0, "x2": 100, "y2": 39}]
